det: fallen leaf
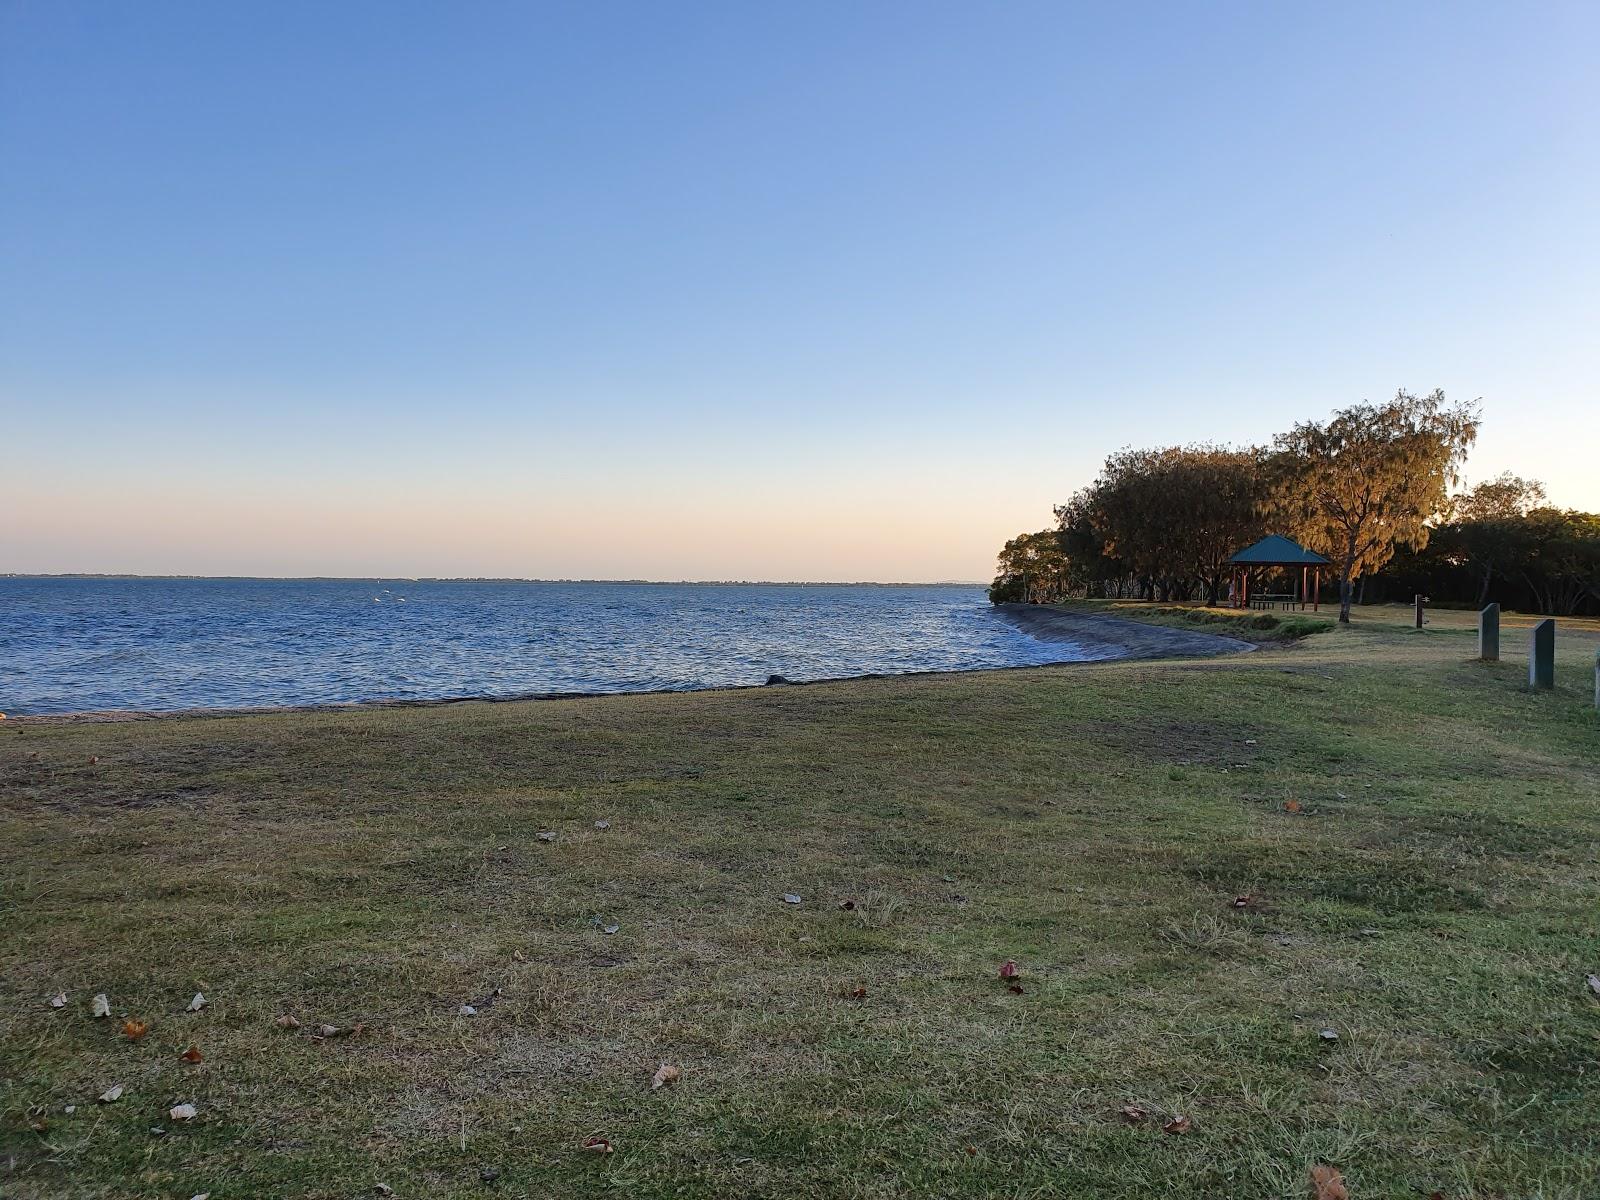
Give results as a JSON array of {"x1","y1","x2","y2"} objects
[
  {"x1": 594, "y1": 820, "x2": 610, "y2": 830},
  {"x1": 847, "y1": 986, "x2": 867, "y2": 999},
  {"x1": 998, "y1": 960, "x2": 1019, "y2": 980},
  {"x1": 169, "y1": 1103, "x2": 198, "y2": 1122},
  {"x1": 650, "y1": 1063, "x2": 681, "y2": 1090},
  {"x1": 49, "y1": 991, "x2": 67, "y2": 1009},
  {"x1": 181, "y1": 1046, "x2": 204, "y2": 1063},
  {"x1": 459, "y1": 1005, "x2": 478, "y2": 1017},
  {"x1": 191, "y1": 1194, "x2": 212, "y2": 1200},
  {"x1": 963, "y1": 1145, "x2": 977, "y2": 1156},
  {"x1": 1284, "y1": 800, "x2": 1302, "y2": 813},
  {"x1": 89, "y1": 755, "x2": 100, "y2": 765},
  {"x1": 1310, "y1": 1163, "x2": 1349, "y2": 1200},
  {"x1": 92, "y1": 993, "x2": 111, "y2": 1018},
  {"x1": 98, "y1": 1084, "x2": 124, "y2": 1104},
  {"x1": 1586, "y1": 974, "x2": 1600, "y2": 997},
  {"x1": 536, "y1": 831, "x2": 557, "y2": 843},
  {"x1": 1161, "y1": 1115, "x2": 1192, "y2": 1135},
  {"x1": 781, "y1": 893, "x2": 802, "y2": 905},
  {"x1": 29, "y1": 1117, "x2": 47, "y2": 1134},
  {"x1": 1319, "y1": 1028, "x2": 1340, "y2": 1043},
  {"x1": 374, "y1": 1186, "x2": 394, "y2": 1197},
  {"x1": 1231, "y1": 895, "x2": 1252, "y2": 908},
  {"x1": 1119, "y1": 1104, "x2": 1148, "y2": 1124},
  {"x1": 315, "y1": 1023, "x2": 343, "y2": 1038},
  {"x1": 602, "y1": 924, "x2": 620, "y2": 935},
  {"x1": 120, "y1": 1018, "x2": 150, "y2": 1041},
  {"x1": 1007, "y1": 983, "x2": 1025, "y2": 994},
  {"x1": 274, "y1": 1015, "x2": 301, "y2": 1030},
  {"x1": 187, "y1": 992, "x2": 207, "y2": 1012},
  {"x1": 581, "y1": 1135, "x2": 614, "y2": 1154},
  {"x1": 64, "y1": 1105, "x2": 76, "y2": 1114},
  {"x1": 512, "y1": 949, "x2": 527, "y2": 963}
]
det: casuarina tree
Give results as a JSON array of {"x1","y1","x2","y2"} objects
[{"x1": 1270, "y1": 389, "x2": 1479, "y2": 623}]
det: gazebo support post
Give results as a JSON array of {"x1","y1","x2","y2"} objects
[{"x1": 1312, "y1": 567, "x2": 1320, "y2": 611}]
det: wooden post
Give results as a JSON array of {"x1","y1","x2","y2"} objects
[
  {"x1": 1312, "y1": 567, "x2": 1319, "y2": 612},
  {"x1": 1300, "y1": 565, "x2": 1307, "y2": 610},
  {"x1": 1414, "y1": 594, "x2": 1425, "y2": 629}
]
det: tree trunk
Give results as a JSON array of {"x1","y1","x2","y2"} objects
[
  {"x1": 1475, "y1": 565, "x2": 1492, "y2": 608},
  {"x1": 1338, "y1": 538, "x2": 1357, "y2": 624}
]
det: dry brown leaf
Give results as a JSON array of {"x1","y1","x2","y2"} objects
[
  {"x1": 120, "y1": 1018, "x2": 150, "y2": 1041},
  {"x1": 1231, "y1": 894, "x2": 1252, "y2": 908},
  {"x1": 49, "y1": 991, "x2": 67, "y2": 1009},
  {"x1": 180, "y1": 1046, "x2": 204, "y2": 1064},
  {"x1": 847, "y1": 986, "x2": 867, "y2": 999},
  {"x1": 1007, "y1": 983, "x2": 1025, "y2": 994},
  {"x1": 581, "y1": 1135, "x2": 614, "y2": 1154},
  {"x1": 1162, "y1": 1115, "x2": 1192, "y2": 1135},
  {"x1": 187, "y1": 992, "x2": 207, "y2": 1012},
  {"x1": 315, "y1": 1023, "x2": 342, "y2": 1038},
  {"x1": 1284, "y1": 800, "x2": 1302, "y2": 813},
  {"x1": 998, "y1": 960, "x2": 1019, "y2": 980},
  {"x1": 274, "y1": 1014, "x2": 301, "y2": 1030},
  {"x1": 169, "y1": 1103, "x2": 198, "y2": 1122},
  {"x1": 97, "y1": 1084, "x2": 124, "y2": 1104},
  {"x1": 838, "y1": 899, "x2": 857, "y2": 911},
  {"x1": 1119, "y1": 1104, "x2": 1148, "y2": 1124},
  {"x1": 512, "y1": 949, "x2": 527, "y2": 963},
  {"x1": 91, "y1": 993, "x2": 111, "y2": 1018},
  {"x1": 1310, "y1": 1163, "x2": 1349, "y2": 1200},
  {"x1": 650, "y1": 1063, "x2": 681, "y2": 1090}
]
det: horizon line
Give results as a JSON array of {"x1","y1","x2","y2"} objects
[{"x1": 1, "y1": 573, "x2": 989, "y2": 587}]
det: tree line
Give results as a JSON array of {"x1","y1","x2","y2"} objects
[{"x1": 990, "y1": 390, "x2": 1600, "y2": 621}]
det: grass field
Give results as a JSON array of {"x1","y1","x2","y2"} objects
[{"x1": 3, "y1": 605, "x2": 1599, "y2": 1199}]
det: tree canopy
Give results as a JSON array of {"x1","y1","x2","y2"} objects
[{"x1": 1268, "y1": 390, "x2": 1479, "y2": 622}]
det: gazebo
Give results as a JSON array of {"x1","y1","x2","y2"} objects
[{"x1": 1227, "y1": 535, "x2": 1329, "y2": 611}]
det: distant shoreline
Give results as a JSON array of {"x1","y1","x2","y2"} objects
[{"x1": 0, "y1": 574, "x2": 986, "y2": 587}]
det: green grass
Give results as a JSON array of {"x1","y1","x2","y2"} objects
[
  {"x1": 3, "y1": 608, "x2": 1599, "y2": 1198},
  {"x1": 1052, "y1": 597, "x2": 1335, "y2": 641}
]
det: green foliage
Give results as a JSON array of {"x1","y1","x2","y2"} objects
[
  {"x1": 988, "y1": 528, "x2": 1078, "y2": 603},
  {"x1": 1068, "y1": 445, "x2": 1267, "y2": 604},
  {"x1": 1268, "y1": 389, "x2": 1479, "y2": 623}
]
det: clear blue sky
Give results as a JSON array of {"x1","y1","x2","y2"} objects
[{"x1": 3, "y1": 1, "x2": 1596, "y2": 579}]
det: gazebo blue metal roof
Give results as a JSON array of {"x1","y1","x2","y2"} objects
[{"x1": 1227, "y1": 535, "x2": 1329, "y2": 566}]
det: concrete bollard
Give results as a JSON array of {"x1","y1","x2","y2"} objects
[
  {"x1": 1529, "y1": 619, "x2": 1555, "y2": 690},
  {"x1": 1478, "y1": 604, "x2": 1499, "y2": 661}
]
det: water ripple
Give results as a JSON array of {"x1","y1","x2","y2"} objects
[{"x1": 0, "y1": 579, "x2": 1112, "y2": 714}]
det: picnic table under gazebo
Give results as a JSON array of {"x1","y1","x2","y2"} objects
[{"x1": 1227, "y1": 535, "x2": 1329, "y2": 611}]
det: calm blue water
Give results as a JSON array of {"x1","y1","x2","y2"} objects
[{"x1": 0, "y1": 578, "x2": 1109, "y2": 714}]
